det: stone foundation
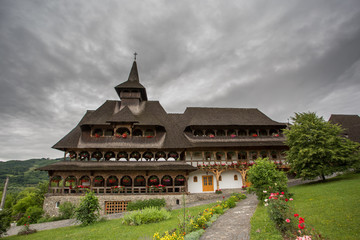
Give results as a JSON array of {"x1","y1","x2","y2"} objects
[{"x1": 43, "y1": 189, "x2": 243, "y2": 217}]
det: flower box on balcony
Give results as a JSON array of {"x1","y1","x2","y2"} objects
[
  {"x1": 94, "y1": 177, "x2": 103, "y2": 183},
  {"x1": 81, "y1": 179, "x2": 89, "y2": 183},
  {"x1": 115, "y1": 134, "x2": 121, "y2": 138},
  {"x1": 230, "y1": 134, "x2": 236, "y2": 138},
  {"x1": 146, "y1": 135, "x2": 153, "y2": 138},
  {"x1": 209, "y1": 134, "x2": 215, "y2": 138},
  {"x1": 252, "y1": 134, "x2": 258, "y2": 137},
  {"x1": 122, "y1": 133, "x2": 127, "y2": 138}
]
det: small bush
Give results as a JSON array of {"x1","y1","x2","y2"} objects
[
  {"x1": 184, "y1": 229, "x2": 205, "y2": 240},
  {"x1": 75, "y1": 190, "x2": 101, "y2": 226},
  {"x1": 126, "y1": 198, "x2": 166, "y2": 211},
  {"x1": 17, "y1": 206, "x2": 44, "y2": 225},
  {"x1": 247, "y1": 158, "x2": 288, "y2": 201},
  {"x1": 0, "y1": 209, "x2": 11, "y2": 237},
  {"x1": 122, "y1": 207, "x2": 171, "y2": 225},
  {"x1": 231, "y1": 192, "x2": 247, "y2": 200},
  {"x1": 59, "y1": 202, "x2": 76, "y2": 219}
]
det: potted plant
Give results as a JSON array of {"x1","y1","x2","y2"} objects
[
  {"x1": 108, "y1": 176, "x2": 117, "y2": 183},
  {"x1": 136, "y1": 177, "x2": 144, "y2": 182},
  {"x1": 51, "y1": 176, "x2": 61, "y2": 183},
  {"x1": 94, "y1": 133, "x2": 100, "y2": 138},
  {"x1": 81, "y1": 178, "x2": 89, "y2": 183},
  {"x1": 149, "y1": 176, "x2": 158, "y2": 183},
  {"x1": 215, "y1": 189, "x2": 222, "y2": 194},
  {"x1": 230, "y1": 134, "x2": 236, "y2": 138},
  {"x1": 122, "y1": 133, "x2": 127, "y2": 138},
  {"x1": 176, "y1": 176, "x2": 185, "y2": 182},
  {"x1": 94, "y1": 176, "x2": 103, "y2": 183},
  {"x1": 252, "y1": 133, "x2": 258, "y2": 137},
  {"x1": 209, "y1": 134, "x2": 215, "y2": 138},
  {"x1": 122, "y1": 176, "x2": 131, "y2": 183},
  {"x1": 162, "y1": 176, "x2": 171, "y2": 183},
  {"x1": 66, "y1": 177, "x2": 76, "y2": 183}
]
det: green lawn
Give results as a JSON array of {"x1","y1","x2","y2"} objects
[
  {"x1": 250, "y1": 203, "x2": 283, "y2": 240},
  {"x1": 289, "y1": 173, "x2": 360, "y2": 240},
  {"x1": 5, "y1": 203, "x2": 217, "y2": 240},
  {"x1": 250, "y1": 172, "x2": 360, "y2": 240}
]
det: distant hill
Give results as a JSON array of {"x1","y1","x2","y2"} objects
[{"x1": 0, "y1": 158, "x2": 62, "y2": 192}]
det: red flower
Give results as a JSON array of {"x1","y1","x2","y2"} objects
[
  {"x1": 299, "y1": 217, "x2": 305, "y2": 224},
  {"x1": 28, "y1": 216, "x2": 30, "y2": 218},
  {"x1": 281, "y1": 192, "x2": 284, "y2": 195},
  {"x1": 285, "y1": 199, "x2": 288, "y2": 202},
  {"x1": 294, "y1": 214, "x2": 299, "y2": 217},
  {"x1": 298, "y1": 224, "x2": 305, "y2": 229}
]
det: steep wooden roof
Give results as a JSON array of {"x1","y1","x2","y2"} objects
[
  {"x1": 38, "y1": 161, "x2": 197, "y2": 171},
  {"x1": 329, "y1": 114, "x2": 360, "y2": 143}
]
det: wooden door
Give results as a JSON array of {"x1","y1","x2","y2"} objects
[{"x1": 202, "y1": 175, "x2": 214, "y2": 192}]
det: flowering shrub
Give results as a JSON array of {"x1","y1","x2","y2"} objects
[
  {"x1": 153, "y1": 231, "x2": 184, "y2": 240},
  {"x1": 215, "y1": 189, "x2": 222, "y2": 194},
  {"x1": 122, "y1": 207, "x2": 171, "y2": 226}
]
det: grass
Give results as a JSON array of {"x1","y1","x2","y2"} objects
[
  {"x1": 5, "y1": 203, "x2": 217, "y2": 240},
  {"x1": 250, "y1": 203, "x2": 283, "y2": 240},
  {"x1": 289, "y1": 172, "x2": 360, "y2": 240},
  {"x1": 250, "y1": 172, "x2": 360, "y2": 240}
]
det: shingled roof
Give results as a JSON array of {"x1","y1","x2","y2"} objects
[
  {"x1": 329, "y1": 114, "x2": 360, "y2": 143},
  {"x1": 38, "y1": 161, "x2": 197, "y2": 171},
  {"x1": 52, "y1": 60, "x2": 287, "y2": 151}
]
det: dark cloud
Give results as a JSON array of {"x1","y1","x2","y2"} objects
[{"x1": 1, "y1": 0, "x2": 360, "y2": 160}]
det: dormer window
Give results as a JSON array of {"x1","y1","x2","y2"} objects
[{"x1": 92, "y1": 129, "x2": 103, "y2": 138}]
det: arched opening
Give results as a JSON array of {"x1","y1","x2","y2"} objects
[
  {"x1": 79, "y1": 176, "x2": 90, "y2": 187},
  {"x1": 64, "y1": 176, "x2": 76, "y2": 187},
  {"x1": 134, "y1": 175, "x2": 146, "y2": 187},
  {"x1": 143, "y1": 152, "x2": 153, "y2": 161},
  {"x1": 155, "y1": 151, "x2": 166, "y2": 160},
  {"x1": 216, "y1": 152, "x2": 224, "y2": 160},
  {"x1": 79, "y1": 151, "x2": 90, "y2": 161},
  {"x1": 116, "y1": 128, "x2": 130, "y2": 138},
  {"x1": 50, "y1": 175, "x2": 62, "y2": 187},
  {"x1": 193, "y1": 176, "x2": 198, "y2": 182},
  {"x1": 205, "y1": 152, "x2": 212, "y2": 160},
  {"x1": 251, "y1": 151, "x2": 258, "y2": 160},
  {"x1": 227, "y1": 152, "x2": 235, "y2": 160},
  {"x1": 238, "y1": 130, "x2": 247, "y2": 136},
  {"x1": 117, "y1": 151, "x2": 128, "y2": 161},
  {"x1": 175, "y1": 175, "x2": 185, "y2": 186},
  {"x1": 104, "y1": 151, "x2": 115, "y2": 161},
  {"x1": 228, "y1": 129, "x2": 237, "y2": 137},
  {"x1": 168, "y1": 152, "x2": 178, "y2": 160},
  {"x1": 259, "y1": 129, "x2": 268, "y2": 136},
  {"x1": 133, "y1": 129, "x2": 143, "y2": 137},
  {"x1": 249, "y1": 130, "x2": 258, "y2": 137},
  {"x1": 238, "y1": 151, "x2": 247, "y2": 160},
  {"x1": 260, "y1": 150, "x2": 268, "y2": 159},
  {"x1": 130, "y1": 151, "x2": 141, "y2": 161},
  {"x1": 270, "y1": 129, "x2": 279, "y2": 136},
  {"x1": 121, "y1": 176, "x2": 132, "y2": 187},
  {"x1": 104, "y1": 129, "x2": 114, "y2": 136},
  {"x1": 194, "y1": 130, "x2": 203, "y2": 137},
  {"x1": 216, "y1": 130, "x2": 226, "y2": 136},
  {"x1": 145, "y1": 129, "x2": 155, "y2": 138},
  {"x1": 271, "y1": 151, "x2": 278, "y2": 159},
  {"x1": 107, "y1": 176, "x2": 118, "y2": 187},
  {"x1": 205, "y1": 129, "x2": 215, "y2": 137},
  {"x1": 91, "y1": 151, "x2": 103, "y2": 161},
  {"x1": 234, "y1": 175, "x2": 238, "y2": 181},
  {"x1": 92, "y1": 128, "x2": 103, "y2": 138},
  {"x1": 93, "y1": 176, "x2": 104, "y2": 187},
  {"x1": 161, "y1": 175, "x2": 173, "y2": 186},
  {"x1": 67, "y1": 151, "x2": 76, "y2": 160},
  {"x1": 148, "y1": 175, "x2": 159, "y2": 185}
]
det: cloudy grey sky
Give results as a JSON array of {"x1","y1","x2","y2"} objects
[{"x1": 1, "y1": 0, "x2": 360, "y2": 161}]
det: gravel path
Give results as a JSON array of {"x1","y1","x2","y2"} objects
[{"x1": 200, "y1": 194, "x2": 258, "y2": 240}]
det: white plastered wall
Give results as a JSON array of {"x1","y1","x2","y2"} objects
[
  {"x1": 218, "y1": 170, "x2": 243, "y2": 189},
  {"x1": 188, "y1": 170, "x2": 216, "y2": 193}
]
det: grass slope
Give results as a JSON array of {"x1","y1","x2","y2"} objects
[
  {"x1": 250, "y1": 172, "x2": 360, "y2": 240},
  {"x1": 290, "y1": 173, "x2": 360, "y2": 240},
  {"x1": 5, "y1": 203, "x2": 217, "y2": 240}
]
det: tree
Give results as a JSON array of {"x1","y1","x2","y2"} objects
[
  {"x1": 284, "y1": 112, "x2": 360, "y2": 181},
  {"x1": 0, "y1": 209, "x2": 11, "y2": 237},
  {"x1": 247, "y1": 158, "x2": 288, "y2": 201},
  {"x1": 75, "y1": 190, "x2": 101, "y2": 226}
]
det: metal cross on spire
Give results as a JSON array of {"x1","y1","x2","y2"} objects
[{"x1": 134, "y1": 52, "x2": 138, "y2": 61}]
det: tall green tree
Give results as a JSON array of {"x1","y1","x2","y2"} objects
[
  {"x1": 284, "y1": 112, "x2": 359, "y2": 180},
  {"x1": 75, "y1": 190, "x2": 101, "y2": 226}
]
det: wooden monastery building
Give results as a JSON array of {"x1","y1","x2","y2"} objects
[{"x1": 39, "y1": 60, "x2": 288, "y2": 215}]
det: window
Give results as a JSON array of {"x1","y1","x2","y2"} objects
[
  {"x1": 219, "y1": 176, "x2": 222, "y2": 181},
  {"x1": 234, "y1": 175, "x2": 238, "y2": 181},
  {"x1": 55, "y1": 202, "x2": 60, "y2": 208},
  {"x1": 193, "y1": 176, "x2": 198, "y2": 182}
]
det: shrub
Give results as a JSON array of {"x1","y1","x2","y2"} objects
[
  {"x1": 17, "y1": 206, "x2": 44, "y2": 225},
  {"x1": 126, "y1": 198, "x2": 166, "y2": 211},
  {"x1": 75, "y1": 190, "x2": 101, "y2": 226},
  {"x1": 0, "y1": 209, "x2": 11, "y2": 237},
  {"x1": 122, "y1": 207, "x2": 170, "y2": 225},
  {"x1": 153, "y1": 231, "x2": 185, "y2": 240},
  {"x1": 59, "y1": 202, "x2": 76, "y2": 219},
  {"x1": 247, "y1": 158, "x2": 288, "y2": 201},
  {"x1": 231, "y1": 192, "x2": 246, "y2": 200},
  {"x1": 184, "y1": 229, "x2": 205, "y2": 240}
]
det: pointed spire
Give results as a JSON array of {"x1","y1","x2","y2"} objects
[{"x1": 127, "y1": 60, "x2": 139, "y2": 82}]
